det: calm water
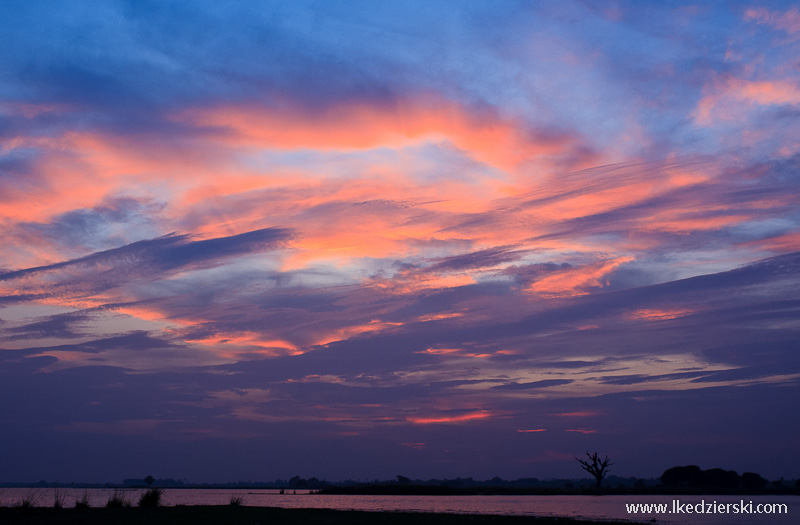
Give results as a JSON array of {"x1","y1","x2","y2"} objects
[{"x1": 1, "y1": 488, "x2": 796, "y2": 524}]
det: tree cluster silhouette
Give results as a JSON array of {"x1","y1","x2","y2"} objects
[{"x1": 661, "y1": 465, "x2": 769, "y2": 491}]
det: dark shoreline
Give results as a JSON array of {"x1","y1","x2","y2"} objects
[
  {"x1": 0, "y1": 506, "x2": 640, "y2": 525},
  {"x1": 317, "y1": 484, "x2": 800, "y2": 496}
]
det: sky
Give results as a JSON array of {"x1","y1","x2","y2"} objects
[{"x1": 1, "y1": 0, "x2": 799, "y2": 484}]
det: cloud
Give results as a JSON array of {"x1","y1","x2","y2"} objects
[
  {"x1": 695, "y1": 75, "x2": 800, "y2": 126},
  {"x1": 407, "y1": 410, "x2": 493, "y2": 425},
  {"x1": 174, "y1": 97, "x2": 593, "y2": 173},
  {"x1": 597, "y1": 370, "x2": 714, "y2": 386},
  {"x1": 2, "y1": 310, "x2": 93, "y2": 341},
  {"x1": 493, "y1": 379, "x2": 574, "y2": 390},
  {"x1": 17, "y1": 197, "x2": 165, "y2": 253},
  {"x1": 526, "y1": 256, "x2": 635, "y2": 297},
  {"x1": 744, "y1": 7, "x2": 800, "y2": 34},
  {"x1": 0, "y1": 227, "x2": 290, "y2": 283}
]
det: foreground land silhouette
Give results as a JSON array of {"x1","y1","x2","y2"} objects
[{"x1": 0, "y1": 506, "x2": 636, "y2": 525}]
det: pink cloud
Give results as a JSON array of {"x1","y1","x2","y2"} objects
[
  {"x1": 744, "y1": 7, "x2": 800, "y2": 34},
  {"x1": 740, "y1": 231, "x2": 800, "y2": 253},
  {"x1": 695, "y1": 75, "x2": 800, "y2": 126}
]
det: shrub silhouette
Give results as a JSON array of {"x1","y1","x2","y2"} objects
[
  {"x1": 13, "y1": 489, "x2": 40, "y2": 510},
  {"x1": 75, "y1": 491, "x2": 91, "y2": 509},
  {"x1": 52, "y1": 487, "x2": 66, "y2": 509},
  {"x1": 138, "y1": 488, "x2": 163, "y2": 507},
  {"x1": 106, "y1": 489, "x2": 132, "y2": 508}
]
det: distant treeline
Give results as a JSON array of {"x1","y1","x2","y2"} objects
[
  {"x1": 320, "y1": 468, "x2": 800, "y2": 496},
  {"x1": 4, "y1": 467, "x2": 799, "y2": 495},
  {"x1": 0, "y1": 476, "x2": 656, "y2": 491}
]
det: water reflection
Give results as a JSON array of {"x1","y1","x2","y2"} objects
[{"x1": 1, "y1": 488, "x2": 796, "y2": 524}]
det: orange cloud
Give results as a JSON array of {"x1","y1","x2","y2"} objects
[
  {"x1": 549, "y1": 411, "x2": 598, "y2": 417},
  {"x1": 417, "y1": 347, "x2": 514, "y2": 359},
  {"x1": 517, "y1": 428, "x2": 547, "y2": 433},
  {"x1": 0, "y1": 156, "x2": 112, "y2": 225},
  {"x1": 313, "y1": 320, "x2": 403, "y2": 347},
  {"x1": 627, "y1": 308, "x2": 693, "y2": 321},
  {"x1": 0, "y1": 133, "x2": 211, "y2": 234},
  {"x1": 184, "y1": 332, "x2": 301, "y2": 357},
  {"x1": 527, "y1": 256, "x2": 634, "y2": 297},
  {"x1": 736, "y1": 80, "x2": 800, "y2": 105},
  {"x1": 407, "y1": 410, "x2": 492, "y2": 424},
  {"x1": 174, "y1": 97, "x2": 579, "y2": 172},
  {"x1": 112, "y1": 304, "x2": 179, "y2": 324},
  {"x1": 530, "y1": 182, "x2": 655, "y2": 222},
  {"x1": 513, "y1": 161, "x2": 714, "y2": 236},
  {"x1": 181, "y1": 173, "x2": 512, "y2": 274},
  {"x1": 417, "y1": 312, "x2": 465, "y2": 322},
  {"x1": 371, "y1": 273, "x2": 476, "y2": 295},
  {"x1": 644, "y1": 214, "x2": 747, "y2": 233}
]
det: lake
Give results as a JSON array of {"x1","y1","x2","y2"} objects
[{"x1": 1, "y1": 488, "x2": 796, "y2": 524}]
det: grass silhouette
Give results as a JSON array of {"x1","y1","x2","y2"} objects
[
  {"x1": 106, "y1": 488, "x2": 132, "y2": 508},
  {"x1": 138, "y1": 487, "x2": 163, "y2": 507}
]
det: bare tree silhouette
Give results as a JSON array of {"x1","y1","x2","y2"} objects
[{"x1": 575, "y1": 451, "x2": 613, "y2": 489}]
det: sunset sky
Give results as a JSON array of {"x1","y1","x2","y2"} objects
[{"x1": 2, "y1": 1, "x2": 799, "y2": 483}]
